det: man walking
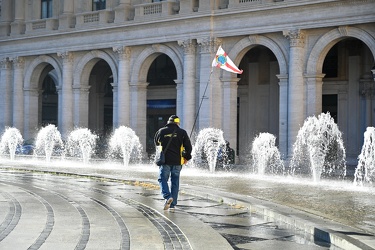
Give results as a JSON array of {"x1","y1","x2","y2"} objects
[{"x1": 154, "y1": 115, "x2": 192, "y2": 210}]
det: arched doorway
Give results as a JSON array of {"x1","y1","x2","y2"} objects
[
  {"x1": 146, "y1": 54, "x2": 177, "y2": 155},
  {"x1": 322, "y1": 38, "x2": 374, "y2": 165},
  {"x1": 41, "y1": 69, "x2": 58, "y2": 126},
  {"x1": 88, "y1": 59, "x2": 113, "y2": 138},
  {"x1": 237, "y1": 45, "x2": 280, "y2": 162}
]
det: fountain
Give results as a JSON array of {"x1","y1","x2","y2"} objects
[
  {"x1": 354, "y1": 127, "x2": 375, "y2": 186},
  {"x1": 290, "y1": 113, "x2": 346, "y2": 182},
  {"x1": 0, "y1": 127, "x2": 23, "y2": 160},
  {"x1": 108, "y1": 126, "x2": 143, "y2": 167},
  {"x1": 34, "y1": 124, "x2": 63, "y2": 162},
  {"x1": 191, "y1": 128, "x2": 226, "y2": 173},
  {"x1": 66, "y1": 128, "x2": 98, "y2": 164},
  {"x1": 251, "y1": 132, "x2": 284, "y2": 175}
]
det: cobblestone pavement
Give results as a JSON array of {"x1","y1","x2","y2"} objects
[{"x1": 1, "y1": 168, "x2": 337, "y2": 250}]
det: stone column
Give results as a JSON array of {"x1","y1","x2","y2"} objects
[
  {"x1": 175, "y1": 80, "x2": 183, "y2": 118},
  {"x1": 113, "y1": 46, "x2": 131, "y2": 128},
  {"x1": 11, "y1": 0, "x2": 25, "y2": 35},
  {"x1": 0, "y1": 0, "x2": 12, "y2": 36},
  {"x1": 277, "y1": 74, "x2": 288, "y2": 159},
  {"x1": 111, "y1": 83, "x2": 119, "y2": 128},
  {"x1": 0, "y1": 58, "x2": 12, "y2": 133},
  {"x1": 73, "y1": 85, "x2": 90, "y2": 128},
  {"x1": 59, "y1": 0, "x2": 75, "y2": 29},
  {"x1": 197, "y1": 37, "x2": 221, "y2": 130},
  {"x1": 222, "y1": 77, "x2": 239, "y2": 155},
  {"x1": 23, "y1": 88, "x2": 39, "y2": 140},
  {"x1": 130, "y1": 82, "x2": 148, "y2": 154},
  {"x1": 57, "y1": 51, "x2": 74, "y2": 139},
  {"x1": 178, "y1": 39, "x2": 196, "y2": 135},
  {"x1": 283, "y1": 29, "x2": 306, "y2": 158},
  {"x1": 305, "y1": 74, "x2": 325, "y2": 117},
  {"x1": 11, "y1": 56, "x2": 25, "y2": 134}
]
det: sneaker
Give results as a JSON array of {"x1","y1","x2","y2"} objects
[
  {"x1": 164, "y1": 197, "x2": 173, "y2": 210},
  {"x1": 169, "y1": 207, "x2": 175, "y2": 212}
]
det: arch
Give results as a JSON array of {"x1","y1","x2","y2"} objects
[
  {"x1": 130, "y1": 44, "x2": 183, "y2": 84},
  {"x1": 224, "y1": 35, "x2": 288, "y2": 79},
  {"x1": 306, "y1": 26, "x2": 375, "y2": 75},
  {"x1": 24, "y1": 55, "x2": 62, "y2": 90},
  {"x1": 73, "y1": 50, "x2": 118, "y2": 88}
]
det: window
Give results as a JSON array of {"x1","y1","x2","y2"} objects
[
  {"x1": 41, "y1": 0, "x2": 53, "y2": 19},
  {"x1": 93, "y1": 0, "x2": 106, "y2": 11}
]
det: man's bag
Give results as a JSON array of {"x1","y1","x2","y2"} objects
[{"x1": 154, "y1": 145, "x2": 165, "y2": 166}]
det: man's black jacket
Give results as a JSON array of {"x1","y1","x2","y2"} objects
[{"x1": 154, "y1": 123, "x2": 192, "y2": 165}]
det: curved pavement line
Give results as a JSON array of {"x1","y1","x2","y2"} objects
[
  {"x1": 22, "y1": 189, "x2": 55, "y2": 250},
  {"x1": 0, "y1": 178, "x2": 90, "y2": 250},
  {"x1": 91, "y1": 187, "x2": 192, "y2": 250},
  {"x1": 2, "y1": 172, "x2": 192, "y2": 250},
  {"x1": 0, "y1": 190, "x2": 22, "y2": 241},
  {"x1": 42, "y1": 191, "x2": 90, "y2": 250},
  {"x1": 90, "y1": 198, "x2": 130, "y2": 249}
]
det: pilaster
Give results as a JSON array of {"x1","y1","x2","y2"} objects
[
  {"x1": 114, "y1": 0, "x2": 134, "y2": 22},
  {"x1": 73, "y1": 85, "x2": 90, "y2": 128},
  {"x1": 0, "y1": 0, "x2": 12, "y2": 36},
  {"x1": 276, "y1": 74, "x2": 288, "y2": 159},
  {"x1": 305, "y1": 74, "x2": 325, "y2": 117},
  {"x1": 23, "y1": 88, "x2": 39, "y2": 140},
  {"x1": 10, "y1": 0, "x2": 26, "y2": 35}
]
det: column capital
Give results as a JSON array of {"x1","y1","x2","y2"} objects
[
  {"x1": 57, "y1": 51, "x2": 74, "y2": 63},
  {"x1": 113, "y1": 46, "x2": 131, "y2": 60},
  {"x1": 23, "y1": 88, "x2": 40, "y2": 97},
  {"x1": 220, "y1": 77, "x2": 241, "y2": 83},
  {"x1": 10, "y1": 56, "x2": 25, "y2": 68},
  {"x1": 197, "y1": 37, "x2": 222, "y2": 53},
  {"x1": 283, "y1": 29, "x2": 306, "y2": 47},
  {"x1": 130, "y1": 82, "x2": 149, "y2": 90},
  {"x1": 304, "y1": 74, "x2": 326, "y2": 80},
  {"x1": 0, "y1": 58, "x2": 11, "y2": 69},
  {"x1": 73, "y1": 85, "x2": 91, "y2": 92},
  {"x1": 276, "y1": 74, "x2": 289, "y2": 87},
  {"x1": 178, "y1": 39, "x2": 197, "y2": 54}
]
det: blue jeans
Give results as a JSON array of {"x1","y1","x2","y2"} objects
[{"x1": 158, "y1": 165, "x2": 182, "y2": 208}]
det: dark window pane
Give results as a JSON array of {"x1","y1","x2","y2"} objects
[
  {"x1": 41, "y1": 0, "x2": 52, "y2": 19},
  {"x1": 93, "y1": 0, "x2": 106, "y2": 11}
]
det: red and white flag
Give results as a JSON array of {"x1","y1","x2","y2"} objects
[{"x1": 212, "y1": 46, "x2": 243, "y2": 74}]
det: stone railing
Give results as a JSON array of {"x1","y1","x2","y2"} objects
[
  {"x1": 134, "y1": 1, "x2": 179, "y2": 21},
  {"x1": 75, "y1": 10, "x2": 114, "y2": 28},
  {"x1": 25, "y1": 18, "x2": 58, "y2": 33},
  {"x1": 228, "y1": 0, "x2": 277, "y2": 8}
]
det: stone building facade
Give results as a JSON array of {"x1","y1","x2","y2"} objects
[{"x1": 0, "y1": 0, "x2": 374, "y2": 163}]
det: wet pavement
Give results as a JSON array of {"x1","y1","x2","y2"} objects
[{"x1": 0, "y1": 158, "x2": 375, "y2": 249}]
